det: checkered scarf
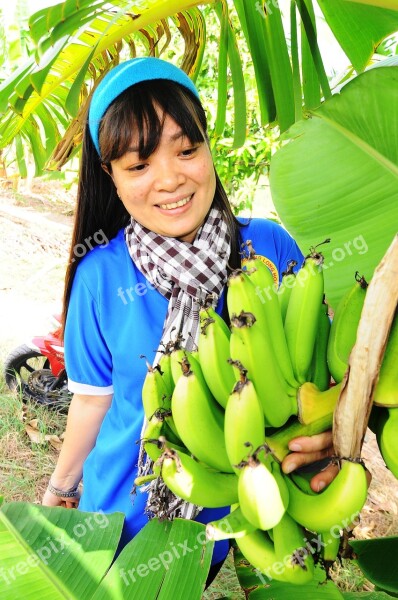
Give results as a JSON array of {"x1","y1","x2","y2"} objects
[
  {"x1": 125, "y1": 206, "x2": 231, "y2": 521},
  {"x1": 125, "y1": 206, "x2": 231, "y2": 362}
]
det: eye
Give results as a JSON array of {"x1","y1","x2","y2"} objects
[
  {"x1": 127, "y1": 163, "x2": 147, "y2": 172},
  {"x1": 180, "y1": 146, "x2": 198, "y2": 157}
]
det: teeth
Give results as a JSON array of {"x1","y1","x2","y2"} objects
[{"x1": 159, "y1": 196, "x2": 191, "y2": 210}]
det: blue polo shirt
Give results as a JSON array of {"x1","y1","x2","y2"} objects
[{"x1": 64, "y1": 218, "x2": 303, "y2": 563}]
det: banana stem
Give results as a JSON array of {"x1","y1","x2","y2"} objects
[
  {"x1": 297, "y1": 382, "x2": 341, "y2": 425},
  {"x1": 265, "y1": 412, "x2": 334, "y2": 462}
]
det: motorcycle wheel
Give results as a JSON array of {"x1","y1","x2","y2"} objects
[{"x1": 4, "y1": 344, "x2": 50, "y2": 394}]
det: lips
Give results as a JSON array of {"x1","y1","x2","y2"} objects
[{"x1": 157, "y1": 195, "x2": 192, "y2": 210}]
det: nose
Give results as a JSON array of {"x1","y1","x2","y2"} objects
[{"x1": 153, "y1": 158, "x2": 186, "y2": 192}]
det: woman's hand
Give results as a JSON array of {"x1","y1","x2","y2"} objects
[
  {"x1": 42, "y1": 486, "x2": 80, "y2": 509},
  {"x1": 281, "y1": 430, "x2": 339, "y2": 492}
]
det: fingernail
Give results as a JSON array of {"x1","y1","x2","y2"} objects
[
  {"x1": 289, "y1": 443, "x2": 302, "y2": 451},
  {"x1": 284, "y1": 463, "x2": 296, "y2": 474},
  {"x1": 317, "y1": 481, "x2": 326, "y2": 491}
]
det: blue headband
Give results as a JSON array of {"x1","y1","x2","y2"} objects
[{"x1": 88, "y1": 57, "x2": 200, "y2": 155}]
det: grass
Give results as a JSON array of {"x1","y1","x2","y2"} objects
[{"x1": 0, "y1": 368, "x2": 67, "y2": 505}]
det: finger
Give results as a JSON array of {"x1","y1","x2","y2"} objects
[
  {"x1": 282, "y1": 445, "x2": 335, "y2": 474},
  {"x1": 310, "y1": 462, "x2": 340, "y2": 492},
  {"x1": 288, "y1": 430, "x2": 333, "y2": 453}
]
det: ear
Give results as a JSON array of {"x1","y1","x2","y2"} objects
[{"x1": 101, "y1": 163, "x2": 112, "y2": 177}]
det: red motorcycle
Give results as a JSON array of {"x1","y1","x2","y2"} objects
[{"x1": 4, "y1": 314, "x2": 71, "y2": 411}]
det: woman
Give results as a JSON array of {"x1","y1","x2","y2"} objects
[{"x1": 42, "y1": 57, "x2": 336, "y2": 573}]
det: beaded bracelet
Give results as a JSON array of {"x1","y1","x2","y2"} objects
[{"x1": 48, "y1": 481, "x2": 80, "y2": 498}]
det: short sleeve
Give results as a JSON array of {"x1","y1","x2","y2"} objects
[
  {"x1": 64, "y1": 269, "x2": 113, "y2": 395},
  {"x1": 278, "y1": 236, "x2": 304, "y2": 277}
]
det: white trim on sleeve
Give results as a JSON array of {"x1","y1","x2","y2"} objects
[{"x1": 68, "y1": 379, "x2": 114, "y2": 395}]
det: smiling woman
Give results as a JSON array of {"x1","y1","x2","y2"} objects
[{"x1": 41, "y1": 56, "x2": 335, "y2": 583}]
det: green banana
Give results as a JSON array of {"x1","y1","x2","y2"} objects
[
  {"x1": 265, "y1": 411, "x2": 334, "y2": 462},
  {"x1": 284, "y1": 459, "x2": 368, "y2": 532},
  {"x1": 284, "y1": 249, "x2": 325, "y2": 384},
  {"x1": 199, "y1": 300, "x2": 231, "y2": 339},
  {"x1": 224, "y1": 361, "x2": 266, "y2": 473},
  {"x1": 141, "y1": 358, "x2": 171, "y2": 421},
  {"x1": 243, "y1": 241, "x2": 299, "y2": 389},
  {"x1": 238, "y1": 451, "x2": 287, "y2": 530},
  {"x1": 236, "y1": 529, "x2": 290, "y2": 583},
  {"x1": 206, "y1": 504, "x2": 256, "y2": 541},
  {"x1": 327, "y1": 272, "x2": 368, "y2": 384},
  {"x1": 171, "y1": 356, "x2": 234, "y2": 473},
  {"x1": 297, "y1": 381, "x2": 341, "y2": 425},
  {"x1": 227, "y1": 269, "x2": 269, "y2": 330},
  {"x1": 319, "y1": 530, "x2": 341, "y2": 565},
  {"x1": 375, "y1": 407, "x2": 398, "y2": 479},
  {"x1": 198, "y1": 314, "x2": 235, "y2": 409},
  {"x1": 272, "y1": 511, "x2": 315, "y2": 585},
  {"x1": 230, "y1": 311, "x2": 297, "y2": 427},
  {"x1": 170, "y1": 346, "x2": 200, "y2": 385},
  {"x1": 278, "y1": 260, "x2": 298, "y2": 324},
  {"x1": 159, "y1": 447, "x2": 239, "y2": 507},
  {"x1": 309, "y1": 299, "x2": 331, "y2": 391},
  {"x1": 157, "y1": 344, "x2": 174, "y2": 394},
  {"x1": 373, "y1": 312, "x2": 398, "y2": 407}
]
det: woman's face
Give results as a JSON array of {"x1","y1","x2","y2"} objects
[{"x1": 107, "y1": 112, "x2": 216, "y2": 243}]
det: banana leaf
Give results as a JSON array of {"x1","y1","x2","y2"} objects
[
  {"x1": 0, "y1": 502, "x2": 124, "y2": 599},
  {"x1": 0, "y1": 502, "x2": 213, "y2": 599},
  {"x1": 269, "y1": 63, "x2": 398, "y2": 309},
  {"x1": 348, "y1": 536, "x2": 398, "y2": 594}
]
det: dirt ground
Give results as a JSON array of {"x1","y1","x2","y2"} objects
[{"x1": 1, "y1": 179, "x2": 398, "y2": 545}]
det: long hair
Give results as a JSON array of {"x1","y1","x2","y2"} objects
[{"x1": 62, "y1": 79, "x2": 243, "y2": 335}]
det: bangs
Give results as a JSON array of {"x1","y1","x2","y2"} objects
[{"x1": 98, "y1": 80, "x2": 207, "y2": 164}]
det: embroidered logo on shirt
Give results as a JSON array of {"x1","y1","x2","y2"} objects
[{"x1": 241, "y1": 255, "x2": 279, "y2": 286}]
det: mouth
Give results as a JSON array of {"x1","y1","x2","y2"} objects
[{"x1": 157, "y1": 195, "x2": 193, "y2": 211}]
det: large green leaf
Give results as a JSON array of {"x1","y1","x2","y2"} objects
[
  {"x1": 92, "y1": 518, "x2": 214, "y2": 599},
  {"x1": 348, "y1": 536, "x2": 398, "y2": 594},
  {"x1": 0, "y1": 502, "x2": 124, "y2": 599},
  {"x1": 318, "y1": 0, "x2": 398, "y2": 72},
  {"x1": 269, "y1": 64, "x2": 398, "y2": 309},
  {"x1": 0, "y1": 502, "x2": 213, "y2": 600}
]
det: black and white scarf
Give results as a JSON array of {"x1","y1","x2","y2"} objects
[
  {"x1": 125, "y1": 206, "x2": 231, "y2": 364},
  {"x1": 125, "y1": 206, "x2": 231, "y2": 519}
]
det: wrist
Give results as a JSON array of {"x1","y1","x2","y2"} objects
[{"x1": 47, "y1": 480, "x2": 80, "y2": 498}]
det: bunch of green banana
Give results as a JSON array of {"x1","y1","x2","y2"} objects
[
  {"x1": 137, "y1": 239, "x2": 376, "y2": 588},
  {"x1": 327, "y1": 272, "x2": 368, "y2": 383}
]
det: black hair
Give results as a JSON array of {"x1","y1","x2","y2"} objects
[{"x1": 62, "y1": 79, "x2": 243, "y2": 335}]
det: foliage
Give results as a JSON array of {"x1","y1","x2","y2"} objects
[{"x1": 0, "y1": 503, "x2": 213, "y2": 599}]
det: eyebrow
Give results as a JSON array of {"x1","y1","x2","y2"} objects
[{"x1": 126, "y1": 130, "x2": 187, "y2": 154}]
